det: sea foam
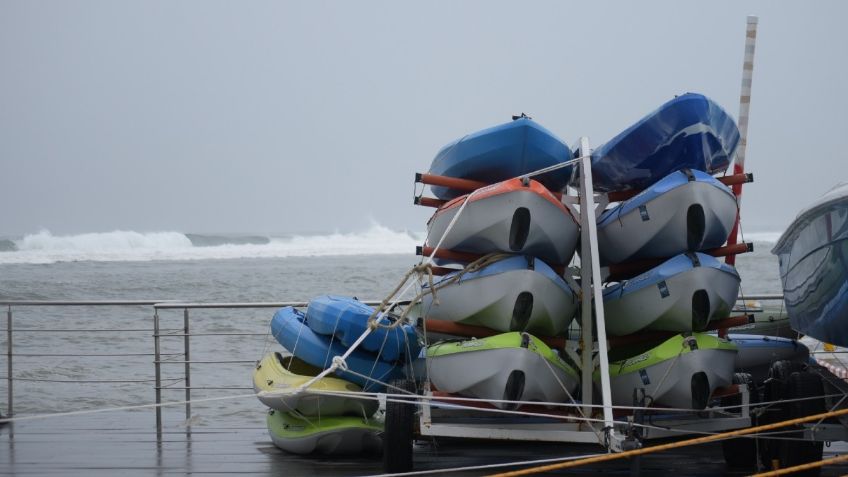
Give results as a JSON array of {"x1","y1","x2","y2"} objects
[{"x1": 0, "y1": 225, "x2": 424, "y2": 265}]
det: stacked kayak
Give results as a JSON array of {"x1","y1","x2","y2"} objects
[
  {"x1": 426, "y1": 332, "x2": 579, "y2": 410},
  {"x1": 253, "y1": 297, "x2": 421, "y2": 455},
  {"x1": 425, "y1": 178, "x2": 579, "y2": 265},
  {"x1": 428, "y1": 115, "x2": 574, "y2": 199},
  {"x1": 597, "y1": 169, "x2": 738, "y2": 265},
  {"x1": 602, "y1": 253, "x2": 741, "y2": 336},
  {"x1": 414, "y1": 115, "x2": 581, "y2": 410},
  {"x1": 602, "y1": 333, "x2": 737, "y2": 409},
  {"x1": 589, "y1": 93, "x2": 740, "y2": 193},
  {"x1": 422, "y1": 255, "x2": 578, "y2": 336},
  {"x1": 590, "y1": 93, "x2": 743, "y2": 339}
]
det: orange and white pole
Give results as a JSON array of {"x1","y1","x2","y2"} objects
[{"x1": 726, "y1": 15, "x2": 758, "y2": 265}]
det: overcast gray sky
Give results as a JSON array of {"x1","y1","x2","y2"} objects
[{"x1": 2, "y1": 1, "x2": 846, "y2": 236}]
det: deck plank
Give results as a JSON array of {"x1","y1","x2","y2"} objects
[{"x1": 1, "y1": 410, "x2": 847, "y2": 476}]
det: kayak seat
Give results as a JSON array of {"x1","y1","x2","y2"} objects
[
  {"x1": 692, "y1": 290, "x2": 710, "y2": 331},
  {"x1": 509, "y1": 207, "x2": 531, "y2": 251},
  {"x1": 686, "y1": 203, "x2": 706, "y2": 250},
  {"x1": 510, "y1": 292, "x2": 534, "y2": 331}
]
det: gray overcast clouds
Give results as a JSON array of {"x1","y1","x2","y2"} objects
[{"x1": 1, "y1": 1, "x2": 846, "y2": 236}]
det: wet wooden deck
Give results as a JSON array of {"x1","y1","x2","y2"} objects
[{"x1": 1, "y1": 410, "x2": 846, "y2": 476}]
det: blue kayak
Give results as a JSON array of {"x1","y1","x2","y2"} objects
[
  {"x1": 270, "y1": 307, "x2": 402, "y2": 391},
  {"x1": 596, "y1": 169, "x2": 738, "y2": 264},
  {"x1": 725, "y1": 334, "x2": 809, "y2": 383},
  {"x1": 589, "y1": 93, "x2": 740, "y2": 192},
  {"x1": 306, "y1": 295, "x2": 421, "y2": 363},
  {"x1": 428, "y1": 116, "x2": 574, "y2": 200}
]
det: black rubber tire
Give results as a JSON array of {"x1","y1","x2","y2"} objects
[
  {"x1": 759, "y1": 360, "x2": 804, "y2": 469},
  {"x1": 721, "y1": 373, "x2": 759, "y2": 470},
  {"x1": 778, "y1": 371, "x2": 825, "y2": 476},
  {"x1": 383, "y1": 379, "x2": 417, "y2": 473}
]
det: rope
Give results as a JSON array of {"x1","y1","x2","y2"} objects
[
  {"x1": 484, "y1": 407, "x2": 848, "y2": 477},
  {"x1": 364, "y1": 451, "x2": 602, "y2": 477},
  {"x1": 751, "y1": 453, "x2": 848, "y2": 476},
  {"x1": 0, "y1": 392, "x2": 256, "y2": 424}
]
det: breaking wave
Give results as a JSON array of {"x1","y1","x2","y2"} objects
[{"x1": 0, "y1": 226, "x2": 424, "y2": 265}]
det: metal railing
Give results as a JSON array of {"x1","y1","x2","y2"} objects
[
  {"x1": 1, "y1": 296, "x2": 786, "y2": 434},
  {"x1": 0, "y1": 299, "x2": 388, "y2": 436}
]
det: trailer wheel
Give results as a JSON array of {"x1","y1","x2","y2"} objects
[
  {"x1": 759, "y1": 360, "x2": 804, "y2": 469},
  {"x1": 721, "y1": 373, "x2": 759, "y2": 470},
  {"x1": 383, "y1": 379, "x2": 417, "y2": 473},
  {"x1": 778, "y1": 371, "x2": 824, "y2": 476}
]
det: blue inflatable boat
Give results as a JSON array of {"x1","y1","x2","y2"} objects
[
  {"x1": 428, "y1": 116, "x2": 573, "y2": 200},
  {"x1": 270, "y1": 307, "x2": 402, "y2": 391},
  {"x1": 589, "y1": 93, "x2": 740, "y2": 192},
  {"x1": 306, "y1": 295, "x2": 421, "y2": 363}
]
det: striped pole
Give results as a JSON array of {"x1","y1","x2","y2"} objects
[{"x1": 726, "y1": 15, "x2": 758, "y2": 265}]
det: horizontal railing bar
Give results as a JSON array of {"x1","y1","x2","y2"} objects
[
  {"x1": 12, "y1": 353, "x2": 169, "y2": 357},
  {"x1": 153, "y1": 300, "x2": 410, "y2": 309},
  {"x1": 736, "y1": 294, "x2": 784, "y2": 300},
  {"x1": 1, "y1": 300, "x2": 178, "y2": 306},
  {"x1": 158, "y1": 386, "x2": 252, "y2": 390},
  {"x1": 155, "y1": 333, "x2": 267, "y2": 337},
  {"x1": 4, "y1": 376, "x2": 181, "y2": 383},
  {"x1": 1, "y1": 328, "x2": 178, "y2": 333},
  {"x1": 155, "y1": 360, "x2": 256, "y2": 364}
]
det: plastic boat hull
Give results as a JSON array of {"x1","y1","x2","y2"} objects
[
  {"x1": 306, "y1": 295, "x2": 420, "y2": 363},
  {"x1": 773, "y1": 183, "x2": 848, "y2": 347},
  {"x1": 253, "y1": 352, "x2": 378, "y2": 417},
  {"x1": 603, "y1": 333, "x2": 737, "y2": 410},
  {"x1": 603, "y1": 253, "x2": 741, "y2": 336},
  {"x1": 270, "y1": 306, "x2": 402, "y2": 391},
  {"x1": 597, "y1": 169, "x2": 737, "y2": 264},
  {"x1": 422, "y1": 256, "x2": 578, "y2": 336},
  {"x1": 426, "y1": 332, "x2": 578, "y2": 409},
  {"x1": 428, "y1": 117, "x2": 573, "y2": 199},
  {"x1": 426, "y1": 178, "x2": 579, "y2": 265},
  {"x1": 727, "y1": 334, "x2": 809, "y2": 383},
  {"x1": 588, "y1": 93, "x2": 740, "y2": 192},
  {"x1": 266, "y1": 410, "x2": 382, "y2": 455}
]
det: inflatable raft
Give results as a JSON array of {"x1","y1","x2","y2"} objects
[{"x1": 253, "y1": 352, "x2": 378, "y2": 417}]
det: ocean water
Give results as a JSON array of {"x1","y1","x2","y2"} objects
[{"x1": 0, "y1": 226, "x2": 786, "y2": 429}]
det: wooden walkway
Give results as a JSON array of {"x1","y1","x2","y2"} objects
[{"x1": 1, "y1": 410, "x2": 847, "y2": 476}]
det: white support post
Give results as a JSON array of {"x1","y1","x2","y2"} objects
[{"x1": 575, "y1": 137, "x2": 617, "y2": 449}]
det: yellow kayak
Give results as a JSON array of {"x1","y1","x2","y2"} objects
[{"x1": 253, "y1": 352, "x2": 378, "y2": 417}]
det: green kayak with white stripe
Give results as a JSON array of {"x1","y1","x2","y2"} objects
[
  {"x1": 266, "y1": 409, "x2": 383, "y2": 455},
  {"x1": 598, "y1": 333, "x2": 737, "y2": 410},
  {"x1": 426, "y1": 332, "x2": 579, "y2": 410}
]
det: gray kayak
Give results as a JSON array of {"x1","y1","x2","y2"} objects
[
  {"x1": 597, "y1": 169, "x2": 737, "y2": 265},
  {"x1": 603, "y1": 333, "x2": 737, "y2": 410},
  {"x1": 422, "y1": 255, "x2": 578, "y2": 336},
  {"x1": 425, "y1": 178, "x2": 579, "y2": 265},
  {"x1": 726, "y1": 334, "x2": 810, "y2": 383},
  {"x1": 603, "y1": 252, "x2": 741, "y2": 336},
  {"x1": 426, "y1": 332, "x2": 579, "y2": 410}
]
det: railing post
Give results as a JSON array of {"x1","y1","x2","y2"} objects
[
  {"x1": 153, "y1": 307, "x2": 162, "y2": 436},
  {"x1": 6, "y1": 305, "x2": 12, "y2": 417},
  {"x1": 183, "y1": 308, "x2": 191, "y2": 427}
]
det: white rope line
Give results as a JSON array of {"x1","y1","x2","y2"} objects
[
  {"x1": 300, "y1": 388, "x2": 847, "y2": 416},
  {"x1": 361, "y1": 451, "x2": 602, "y2": 477},
  {"x1": 0, "y1": 392, "x2": 256, "y2": 424}
]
